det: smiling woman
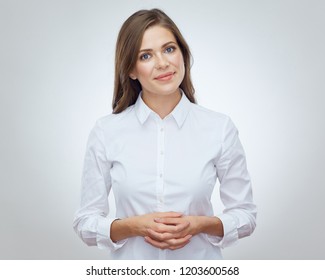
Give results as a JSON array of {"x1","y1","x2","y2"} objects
[
  {"x1": 112, "y1": 9, "x2": 195, "y2": 114},
  {"x1": 73, "y1": 8, "x2": 257, "y2": 260}
]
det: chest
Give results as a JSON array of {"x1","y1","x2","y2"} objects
[{"x1": 108, "y1": 122, "x2": 221, "y2": 199}]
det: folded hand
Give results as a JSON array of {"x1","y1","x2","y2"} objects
[{"x1": 144, "y1": 215, "x2": 201, "y2": 250}]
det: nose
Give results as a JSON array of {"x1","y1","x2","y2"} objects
[{"x1": 155, "y1": 54, "x2": 169, "y2": 69}]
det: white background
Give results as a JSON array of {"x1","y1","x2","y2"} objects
[{"x1": 0, "y1": 0, "x2": 324, "y2": 259}]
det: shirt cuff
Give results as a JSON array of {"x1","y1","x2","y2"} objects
[
  {"x1": 205, "y1": 214, "x2": 239, "y2": 249},
  {"x1": 96, "y1": 217, "x2": 128, "y2": 251}
]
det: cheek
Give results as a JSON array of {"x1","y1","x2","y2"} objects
[
  {"x1": 174, "y1": 55, "x2": 185, "y2": 78},
  {"x1": 172, "y1": 54, "x2": 185, "y2": 71},
  {"x1": 135, "y1": 63, "x2": 153, "y2": 80}
]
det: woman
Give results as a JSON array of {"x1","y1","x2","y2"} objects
[{"x1": 73, "y1": 8, "x2": 257, "y2": 259}]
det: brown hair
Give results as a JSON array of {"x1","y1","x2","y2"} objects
[{"x1": 112, "y1": 8, "x2": 196, "y2": 113}]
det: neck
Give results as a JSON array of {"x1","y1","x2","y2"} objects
[{"x1": 142, "y1": 89, "x2": 181, "y2": 119}]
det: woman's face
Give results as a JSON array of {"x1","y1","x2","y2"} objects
[{"x1": 130, "y1": 25, "x2": 185, "y2": 98}]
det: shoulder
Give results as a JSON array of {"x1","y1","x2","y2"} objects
[
  {"x1": 188, "y1": 104, "x2": 240, "y2": 151},
  {"x1": 94, "y1": 105, "x2": 136, "y2": 132},
  {"x1": 189, "y1": 102, "x2": 232, "y2": 128}
]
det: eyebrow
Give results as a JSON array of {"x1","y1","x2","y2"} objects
[{"x1": 139, "y1": 41, "x2": 177, "y2": 53}]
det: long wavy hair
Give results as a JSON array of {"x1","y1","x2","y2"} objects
[{"x1": 112, "y1": 9, "x2": 196, "y2": 113}]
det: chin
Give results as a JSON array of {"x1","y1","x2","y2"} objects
[
  {"x1": 157, "y1": 83, "x2": 181, "y2": 94},
  {"x1": 157, "y1": 87, "x2": 180, "y2": 96}
]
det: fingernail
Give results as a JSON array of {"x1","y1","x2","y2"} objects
[{"x1": 154, "y1": 218, "x2": 161, "y2": 222}]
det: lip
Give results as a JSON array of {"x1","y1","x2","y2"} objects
[{"x1": 154, "y1": 72, "x2": 175, "y2": 81}]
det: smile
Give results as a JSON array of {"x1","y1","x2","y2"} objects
[{"x1": 154, "y1": 72, "x2": 175, "y2": 81}]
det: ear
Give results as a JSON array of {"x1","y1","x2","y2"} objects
[{"x1": 129, "y1": 73, "x2": 137, "y2": 80}]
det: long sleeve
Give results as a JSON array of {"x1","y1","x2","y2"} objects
[
  {"x1": 209, "y1": 117, "x2": 257, "y2": 248},
  {"x1": 73, "y1": 120, "x2": 127, "y2": 251}
]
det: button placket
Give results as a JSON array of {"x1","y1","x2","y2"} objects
[
  {"x1": 157, "y1": 121, "x2": 166, "y2": 260},
  {"x1": 156, "y1": 120, "x2": 165, "y2": 211}
]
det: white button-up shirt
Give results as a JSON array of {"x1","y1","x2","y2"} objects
[{"x1": 73, "y1": 91, "x2": 257, "y2": 259}]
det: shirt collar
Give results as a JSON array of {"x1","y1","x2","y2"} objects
[
  {"x1": 134, "y1": 92, "x2": 152, "y2": 125},
  {"x1": 134, "y1": 89, "x2": 192, "y2": 128}
]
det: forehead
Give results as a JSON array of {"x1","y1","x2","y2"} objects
[{"x1": 140, "y1": 25, "x2": 176, "y2": 49}]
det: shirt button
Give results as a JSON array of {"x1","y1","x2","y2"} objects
[
  {"x1": 159, "y1": 173, "x2": 163, "y2": 178},
  {"x1": 160, "y1": 150, "x2": 164, "y2": 155},
  {"x1": 160, "y1": 127, "x2": 164, "y2": 132}
]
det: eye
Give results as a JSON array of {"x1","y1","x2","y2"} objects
[
  {"x1": 140, "y1": 53, "x2": 151, "y2": 60},
  {"x1": 165, "y1": 46, "x2": 175, "y2": 53}
]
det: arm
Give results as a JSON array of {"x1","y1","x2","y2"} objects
[
  {"x1": 212, "y1": 117, "x2": 257, "y2": 248},
  {"x1": 73, "y1": 121, "x2": 126, "y2": 251}
]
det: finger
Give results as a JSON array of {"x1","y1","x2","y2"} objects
[
  {"x1": 154, "y1": 217, "x2": 181, "y2": 225},
  {"x1": 165, "y1": 234, "x2": 192, "y2": 247},
  {"x1": 149, "y1": 234, "x2": 192, "y2": 247},
  {"x1": 154, "y1": 218, "x2": 190, "y2": 233},
  {"x1": 152, "y1": 222, "x2": 185, "y2": 234},
  {"x1": 148, "y1": 224, "x2": 188, "y2": 240},
  {"x1": 147, "y1": 228, "x2": 177, "y2": 241},
  {"x1": 168, "y1": 239, "x2": 191, "y2": 250},
  {"x1": 157, "y1": 212, "x2": 183, "y2": 218},
  {"x1": 144, "y1": 236, "x2": 170, "y2": 249},
  {"x1": 145, "y1": 235, "x2": 192, "y2": 250}
]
